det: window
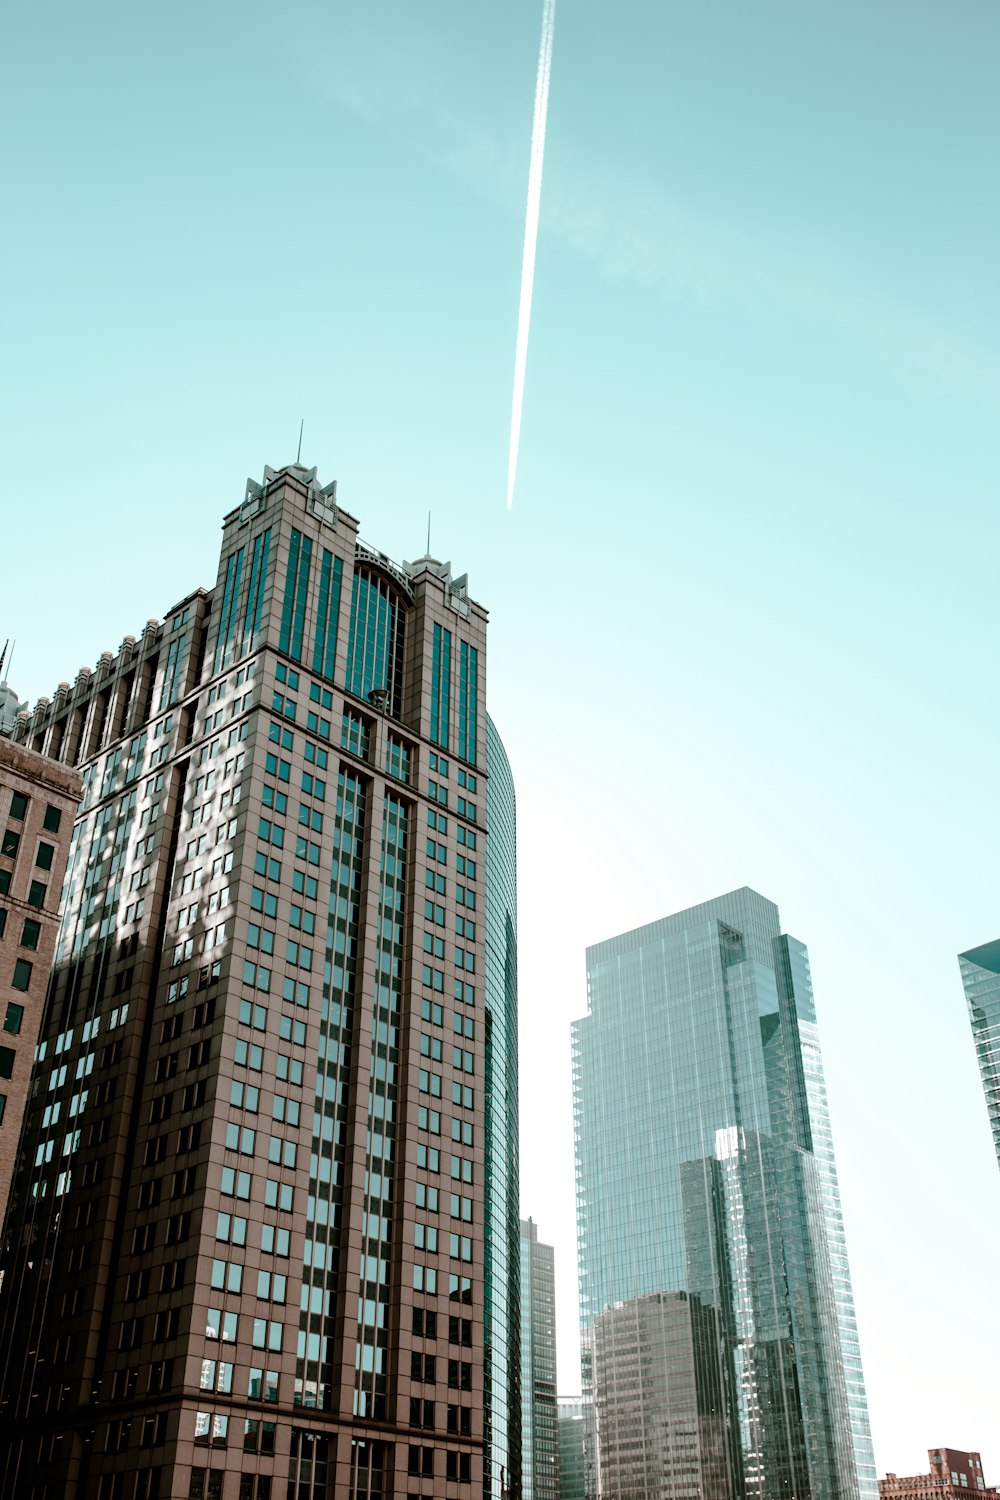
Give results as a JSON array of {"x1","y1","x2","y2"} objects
[
  {"x1": 206, "y1": 1308, "x2": 239, "y2": 1342},
  {"x1": 4, "y1": 1004, "x2": 24, "y2": 1036},
  {"x1": 43, "y1": 804, "x2": 62, "y2": 832},
  {"x1": 211, "y1": 1258, "x2": 244, "y2": 1293},
  {"x1": 260, "y1": 1223, "x2": 291, "y2": 1256},
  {"x1": 10, "y1": 793, "x2": 28, "y2": 821},
  {"x1": 20, "y1": 918, "x2": 40, "y2": 950},
  {"x1": 446, "y1": 1451, "x2": 472, "y2": 1483},
  {"x1": 408, "y1": 1445, "x2": 435, "y2": 1478},
  {"x1": 2, "y1": 830, "x2": 20, "y2": 859},
  {"x1": 251, "y1": 1318, "x2": 283, "y2": 1352},
  {"x1": 35, "y1": 842, "x2": 54, "y2": 870},
  {"x1": 248, "y1": 1367, "x2": 279, "y2": 1402},
  {"x1": 12, "y1": 960, "x2": 32, "y2": 991},
  {"x1": 0, "y1": 1050, "x2": 13, "y2": 1080},
  {"x1": 410, "y1": 1352, "x2": 436, "y2": 1383}
]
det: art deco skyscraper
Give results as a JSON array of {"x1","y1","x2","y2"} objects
[
  {"x1": 957, "y1": 940, "x2": 1000, "y2": 1174},
  {"x1": 572, "y1": 888, "x2": 876, "y2": 1499},
  {"x1": 0, "y1": 462, "x2": 519, "y2": 1500},
  {"x1": 520, "y1": 1218, "x2": 558, "y2": 1500}
]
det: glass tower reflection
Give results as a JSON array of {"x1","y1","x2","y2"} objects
[{"x1": 573, "y1": 888, "x2": 874, "y2": 1499}]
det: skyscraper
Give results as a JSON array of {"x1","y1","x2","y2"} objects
[
  {"x1": 520, "y1": 1218, "x2": 558, "y2": 1500},
  {"x1": 0, "y1": 462, "x2": 519, "y2": 1500},
  {"x1": 957, "y1": 940, "x2": 1000, "y2": 1174},
  {"x1": 485, "y1": 721, "x2": 520, "y2": 1500},
  {"x1": 556, "y1": 1398, "x2": 588, "y2": 1500},
  {"x1": 572, "y1": 887, "x2": 875, "y2": 1499}
]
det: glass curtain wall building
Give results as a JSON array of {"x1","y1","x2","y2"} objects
[
  {"x1": 957, "y1": 939, "x2": 1000, "y2": 1174},
  {"x1": 485, "y1": 720, "x2": 521, "y2": 1500},
  {"x1": 0, "y1": 462, "x2": 518, "y2": 1500},
  {"x1": 519, "y1": 1218, "x2": 558, "y2": 1500},
  {"x1": 572, "y1": 888, "x2": 875, "y2": 1500}
]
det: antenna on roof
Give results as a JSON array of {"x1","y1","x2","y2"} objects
[
  {"x1": 2, "y1": 640, "x2": 14, "y2": 683},
  {"x1": 0, "y1": 640, "x2": 7, "y2": 680},
  {"x1": 427, "y1": 511, "x2": 432, "y2": 556},
  {"x1": 296, "y1": 419, "x2": 304, "y2": 465}
]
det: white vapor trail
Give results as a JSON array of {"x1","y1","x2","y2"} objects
[{"x1": 506, "y1": 0, "x2": 556, "y2": 510}]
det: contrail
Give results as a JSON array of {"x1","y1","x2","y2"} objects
[{"x1": 506, "y1": 0, "x2": 556, "y2": 510}]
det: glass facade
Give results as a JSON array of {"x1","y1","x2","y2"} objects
[
  {"x1": 278, "y1": 527, "x2": 313, "y2": 661},
  {"x1": 345, "y1": 567, "x2": 405, "y2": 716},
  {"x1": 241, "y1": 526, "x2": 272, "y2": 657},
  {"x1": 430, "y1": 623, "x2": 452, "y2": 749},
  {"x1": 958, "y1": 938, "x2": 1000, "y2": 1173},
  {"x1": 573, "y1": 888, "x2": 871, "y2": 1500},
  {"x1": 780, "y1": 937, "x2": 877, "y2": 1498},
  {"x1": 311, "y1": 549, "x2": 343, "y2": 682},
  {"x1": 458, "y1": 642, "x2": 478, "y2": 765},
  {"x1": 214, "y1": 544, "x2": 245, "y2": 672},
  {"x1": 520, "y1": 1219, "x2": 558, "y2": 1500},
  {"x1": 485, "y1": 717, "x2": 521, "y2": 1500}
]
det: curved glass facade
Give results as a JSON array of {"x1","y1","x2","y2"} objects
[{"x1": 485, "y1": 716, "x2": 520, "y2": 1500}]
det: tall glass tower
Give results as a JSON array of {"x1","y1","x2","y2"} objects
[
  {"x1": 957, "y1": 938, "x2": 1000, "y2": 1173},
  {"x1": 572, "y1": 888, "x2": 875, "y2": 1499},
  {"x1": 485, "y1": 717, "x2": 521, "y2": 1500}
]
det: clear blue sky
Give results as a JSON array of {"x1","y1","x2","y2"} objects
[{"x1": 5, "y1": 0, "x2": 1000, "y2": 1476}]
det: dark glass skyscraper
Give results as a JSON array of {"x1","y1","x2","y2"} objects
[
  {"x1": 572, "y1": 888, "x2": 875, "y2": 1499},
  {"x1": 957, "y1": 939, "x2": 1000, "y2": 1174}
]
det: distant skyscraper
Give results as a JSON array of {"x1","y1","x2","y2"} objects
[
  {"x1": 556, "y1": 1397, "x2": 587, "y2": 1500},
  {"x1": 520, "y1": 1218, "x2": 558, "y2": 1500},
  {"x1": 0, "y1": 734, "x2": 81, "y2": 1219},
  {"x1": 879, "y1": 1446, "x2": 997, "y2": 1497},
  {"x1": 957, "y1": 940, "x2": 1000, "y2": 1173},
  {"x1": 572, "y1": 888, "x2": 876, "y2": 1499},
  {"x1": 0, "y1": 462, "x2": 519, "y2": 1499}
]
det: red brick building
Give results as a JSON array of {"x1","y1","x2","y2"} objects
[{"x1": 880, "y1": 1447, "x2": 997, "y2": 1497}]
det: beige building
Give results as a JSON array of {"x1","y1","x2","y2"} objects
[
  {"x1": 0, "y1": 462, "x2": 519, "y2": 1500},
  {"x1": 0, "y1": 733, "x2": 81, "y2": 1219}
]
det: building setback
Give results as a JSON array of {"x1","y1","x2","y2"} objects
[
  {"x1": 520, "y1": 1219, "x2": 558, "y2": 1500},
  {"x1": 0, "y1": 462, "x2": 519, "y2": 1500},
  {"x1": 957, "y1": 941, "x2": 1000, "y2": 1174},
  {"x1": 879, "y1": 1447, "x2": 996, "y2": 1497},
  {"x1": 572, "y1": 887, "x2": 876, "y2": 1499},
  {"x1": 0, "y1": 735, "x2": 81, "y2": 1218}
]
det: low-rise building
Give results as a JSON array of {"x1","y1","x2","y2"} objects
[{"x1": 880, "y1": 1448, "x2": 996, "y2": 1497}]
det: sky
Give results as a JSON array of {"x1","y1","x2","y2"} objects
[{"x1": 4, "y1": 0, "x2": 1000, "y2": 1478}]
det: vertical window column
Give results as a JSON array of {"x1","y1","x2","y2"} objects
[
  {"x1": 430, "y1": 623, "x2": 452, "y2": 750},
  {"x1": 278, "y1": 529, "x2": 313, "y2": 663}
]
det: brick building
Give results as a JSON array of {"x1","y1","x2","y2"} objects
[
  {"x1": 880, "y1": 1447, "x2": 997, "y2": 1497},
  {"x1": 0, "y1": 462, "x2": 519, "y2": 1500}
]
